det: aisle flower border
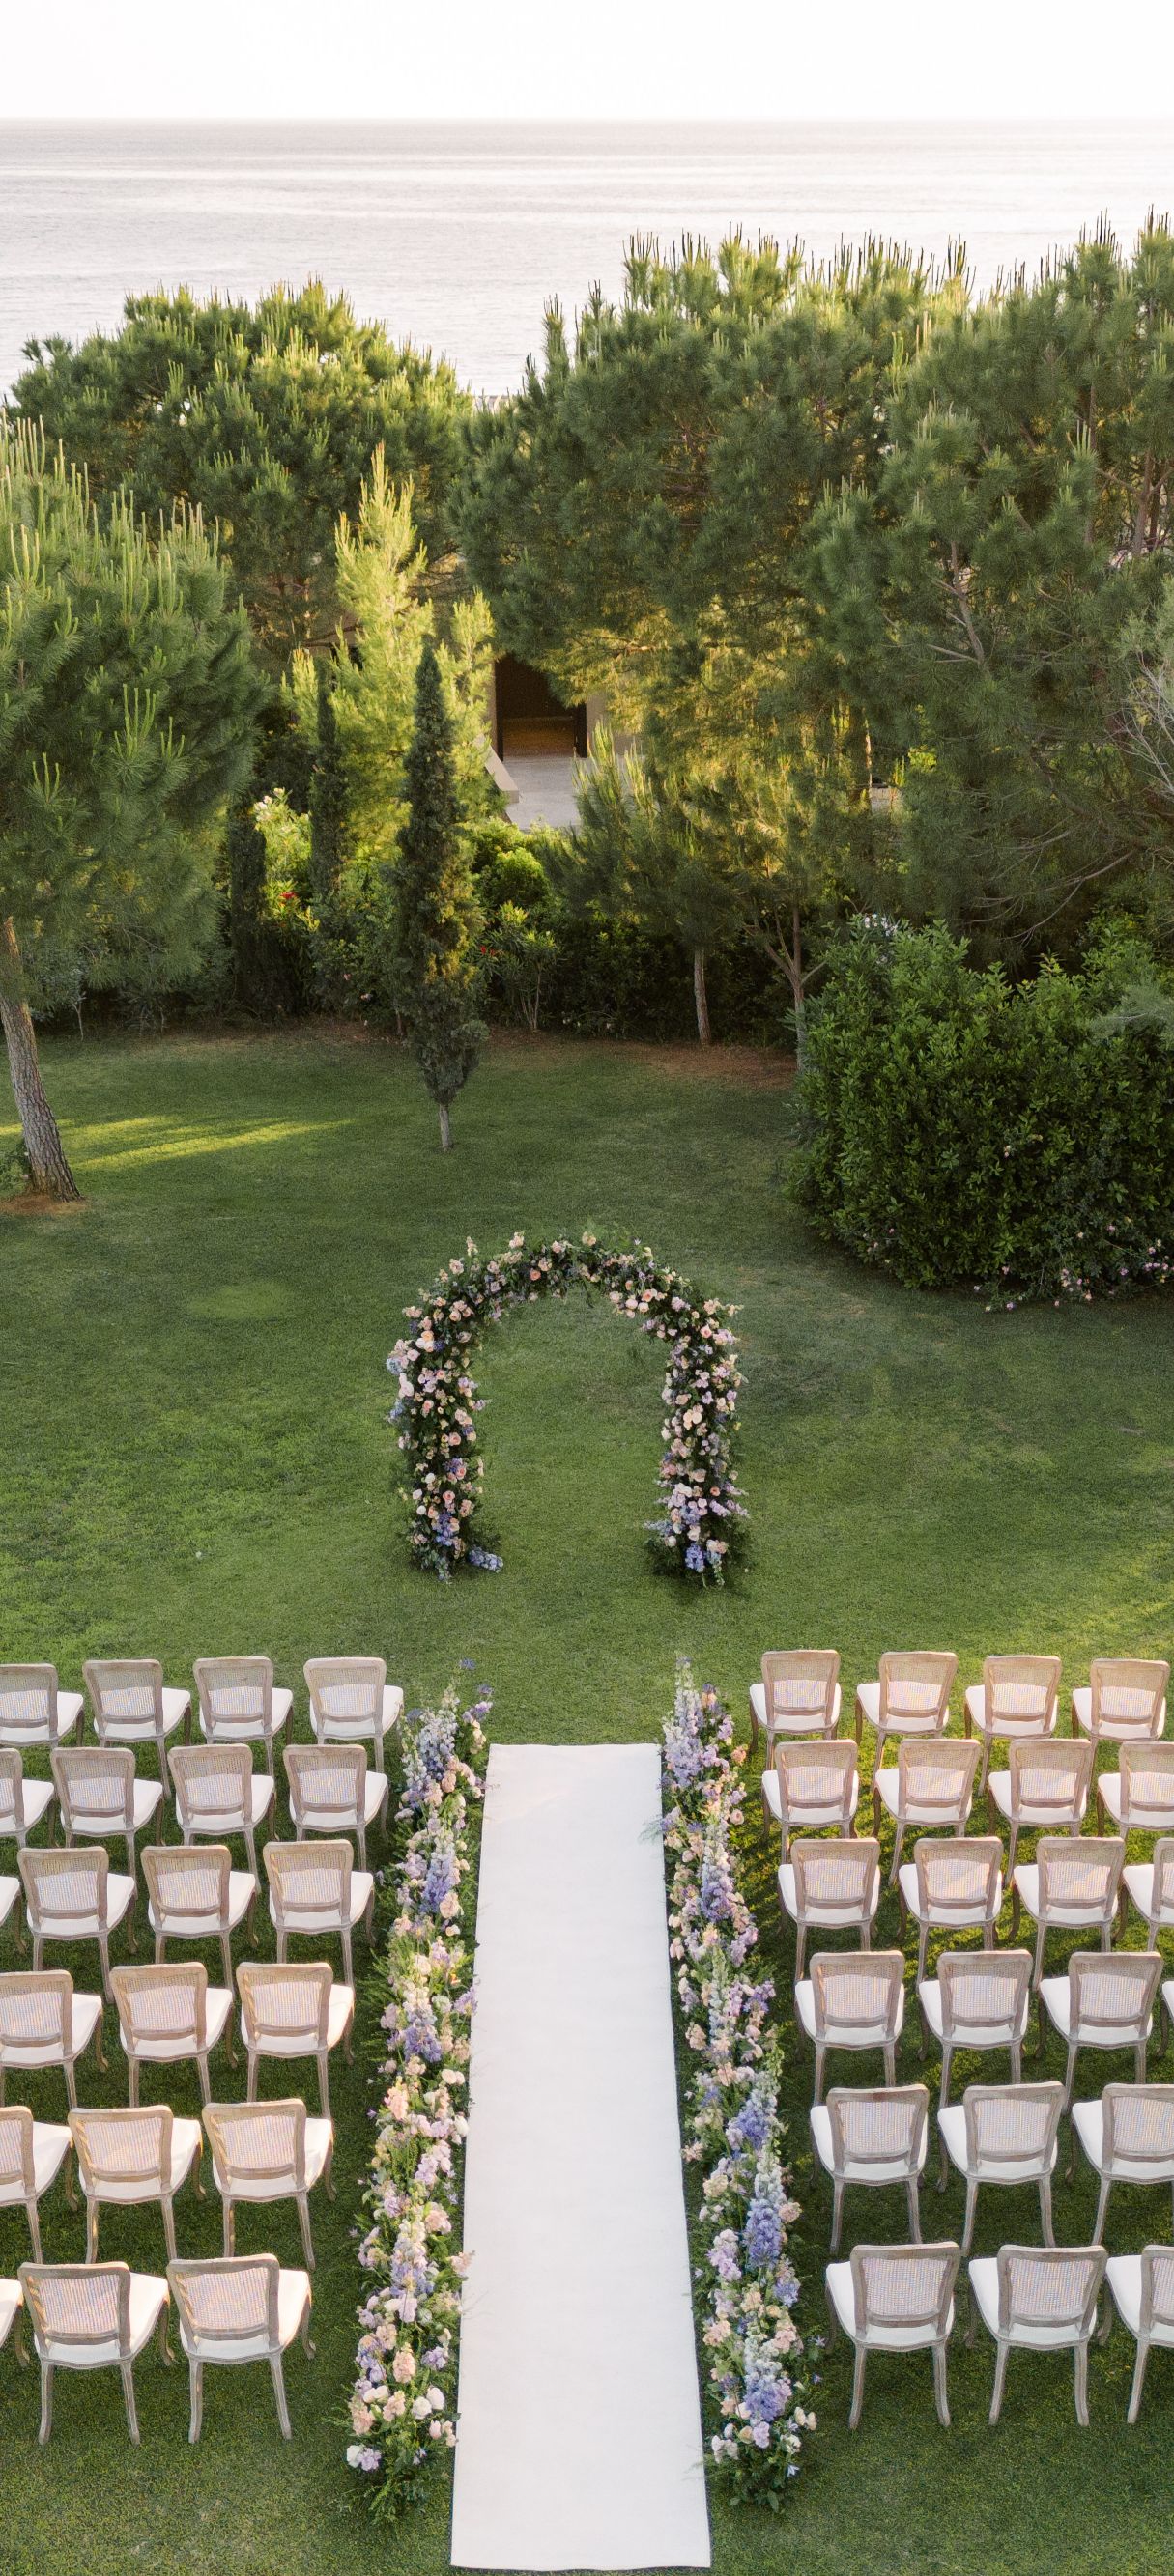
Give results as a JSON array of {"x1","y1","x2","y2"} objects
[
  {"x1": 347, "y1": 1675, "x2": 490, "y2": 2520},
  {"x1": 663, "y1": 1658, "x2": 817, "y2": 2506},
  {"x1": 387, "y1": 1232, "x2": 747, "y2": 1582}
]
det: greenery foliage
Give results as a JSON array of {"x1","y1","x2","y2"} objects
[
  {"x1": 393, "y1": 640, "x2": 485, "y2": 1141},
  {"x1": 794, "y1": 920, "x2": 1174, "y2": 1302}
]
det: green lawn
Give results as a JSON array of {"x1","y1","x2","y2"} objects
[{"x1": 3, "y1": 1024, "x2": 1174, "y2": 2576}]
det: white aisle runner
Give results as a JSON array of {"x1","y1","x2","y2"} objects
[{"x1": 450, "y1": 1743, "x2": 711, "y2": 2572}]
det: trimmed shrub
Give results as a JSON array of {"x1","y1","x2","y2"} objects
[{"x1": 792, "y1": 921, "x2": 1174, "y2": 1304}]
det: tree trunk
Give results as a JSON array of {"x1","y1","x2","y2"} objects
[
  {"x1": 438, "y1": 1101, "x2": 452, "y2": 1152},
  {"x1": 693, "y1": 947, "x2": 711, "y2": 1046},
  {"x1": 0, "y1": 916, "x2": 81, "y2": 1201}
]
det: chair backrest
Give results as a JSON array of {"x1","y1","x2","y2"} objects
[
  {"x1": 775, "y1": 1739, "x2": 857, "y2": 1826},
  {"x1": 20, "y1": 2259, "x2": 132, "y2": 2352},
  {"x1": 826, "y1": 2084, "x2": 928, "y2": 2176},
  {"x1": 912, "y1": 1835, "x2": 1002, "y2": 1919},
  {"x1": 143, "y1": 1843, "x2": 231, "y2": 1927},
  {"x1": 994, "y1": 2244, "x2": 1105, "y2": 2335},
  {"x1": 284, "y1": 1742, "x2": 367, "y2": 1831},
  {"x1": 264, "y1": 1839, "x2": 352, "y2": 1929},
  {"x1": 167, "y1": 2253, "x2": 280, "y2": 2352},
  {"x1": 792, "y1": 1836, "x2": 879, "y2": 1920},
  {"x1": 982, "y1": 1655, "x2": 1061, "y2": 1729},
  {"x1": 1036, "y1": 1836, "x2": 1124, "y2": 1919},
  {"x1": 83, "y1": 1659, "x2": 164, "y2": 1734},
  {"x1": 304, "y1": 1657, "x2": 386, "y2": 1737},
  {"x1": 1089, "y1": 1657, "x2": 1169, "y2": 1737},
  {"x1": 237, "y1": 1959, "x2": 334, "y2": 2049},
  {"x1": 204, "y1": 2098, "x2": 306, "y2": 2189},
  {"x1": 0, "y1": 2103, "x2": 36, "y2": 2191},
  {"x1": 877, "y1": 1652, "x2": 957, "y2": 1728},
  {"x1": 0, "y1": 1665, "x2": 62, "y2": 1742},
  {"x1": 961, "y1": 2081, "x2": 1064, "y2": 2175},
  {"x1": 0, "y1": 1748, "x2": 31, "y2": 1830},
  {"x1": 1117, "y1": 1746, "x2": 1174, "y2": 1824},
  {"x1": 1008, "y1": 1737, "x2": 1092, "y2": 1816},
  {"x1": 1068, "y1": 1949, "x2": 1161, "y2": 2037},
  {"x1": 112, "y1": 1960, "x2": 209, "y2": 2050},
  {"x1": 893, "y1": 1737, "x2": 979, "y2": 1821},
  {"x1": 810, "y1": 1950, "x2": 903, "y2": 2038},
  {"x1": 19, "y1": 1843, "x2": 109, "y2": 1928},
  {"x1": 1147, "y1": 1838, "x2": 1174, "y2": 1916},
  {"x1": 850, "y1": 2242, "x2": 959, "y2": 2338},
  {"x1": 1134, "y1": 2246, "x2": 1174, "y2": 2334},
  {"x1": 759, "y1": 1651, "x2": 840, "y2": 1735},
  {"x1": 1102, "y1": 2083, "x2": 1174, "y2": 2173},
  {"x1": 171, "y1": 1743, "x2": 253, "y2": 1831},
  {"x1": 194, "y1": 1657, "x2": 273, "y2": 1735},
  {"x1": 936, "y1": 1948, "x2": 1032, "y2": 2038},
  {"x1": 51, "y1": 1744, "x2": 135, "y2": 1829},
  {"x1": 71, "y1": 2106, "x2": 171, "y2": 2193},
  {"x1": 0, "y1": 1970, "x2": 72, "y2": 2056}
]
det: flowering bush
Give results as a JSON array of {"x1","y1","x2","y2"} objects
[
  {"x1": 663, "y1": 1659, "x2": 816, "y2": 2508},
  {"x1": 387, "y1": 1233, "x2": 747, "y2": 1580},
  {"x1": 347, "y1": 1676, "x2": 490, "y2": 2520}
]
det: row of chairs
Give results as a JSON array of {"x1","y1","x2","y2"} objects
[
  {"x1": 811, "y1": 2076, "x2": 1174, "y2": 2252},
  {"x1": 0, "y1": 2252, "x2": 313, "y2": 2444},
  {"x1": 0, "y1": 2094, "x2": 332, "y2": 2267},
  {"x1": 0, "y1": 1958, "x2": 354, "y2": 2114},
  {"x1": 0, "y1": 1657, "x2": 403, "y2": 1785},
  {"x1": 796, "y1": 1946, "x2": 1171, "y2": 2107},
  {"x1": 763, "y1": 1734, "x2": 1174, "y2": 1875},
  {"x1": 750, "y1": 1651, "x2": 1169, "y2": 1785},
  {"x1": 776, "y1": 1830, "x2": 1174, "y2": 1985},
  {"x1": 0, "y1": 1836, "x2": 375, "y2": 1996},
  {"x1": 825, "y1": 2238, "x2": 1173, "y2": 2429},
  {"x1": 0, "y1": 1741, "x2": 391, "y2": 1876}
]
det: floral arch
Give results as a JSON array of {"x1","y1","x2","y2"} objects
[{"x1": 387, "y1": 1232, "x2": 747, "y2": 1581}]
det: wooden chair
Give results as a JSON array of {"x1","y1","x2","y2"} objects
[
  {"x1": 966, "y1": 2243, "x2": 1105, "y2": 2424},
  {"x1": 283, "y1": 1744, "x2": 388, "y2": 1872},
  {"x1": 1011, "y1": 1836, "x2": 1125, "y2": 1985},
  {"x1": 1099, "y1": 1744, "x2": 1174, "y2": 1839},
  {"x1": 964, "y1": 1656, "x2": 1061, "y2": 1791},
  {"x1": 936, "y1": 2081, "x2": 1064, "y2": 2250},
  {"x1": 779, "y1": 1837, "x2": 879, "y2": 1981},
  {"x1": 762, "y1": 1740, "x2": 859, "y2": 1854},
  {"x1": 1124, "y1": 1836, "x2": 1174, "y2": 1947},
  {"x1": 873, "y1": 1738, "x2": 979, "y2": 1885},
  {"x1": 70, "y1": 2104, "x2": 203, "y2": 2263},
  {"x1": 171, "y1": 1744, "x2": 275, "y2": 1879},
  {"x1": 899, "y1": 1836, "x2": 1004, "y2": 1984},
  {"x1": 748, "y1": 1651, "x2": 841, "y2": 1760},
  {"x1": 810, "y1": 2084, "x2": 929, "y2": 2250},
  {"x1": 917, "y1": 1949, "x2": 1032, "y2": 2107},
  {"x1": 1071, "y1": 2083, "x2": 1174, "y2": 2243},
  {"x1": 203, "y1": 2098, "x2": 333, "y2": 2268},
  {"x1": 1072, "y1": 1658, "x2": 1168, "y2": 1747},
  {"x1": 83, "y1": 1659, "x2": 190, "y2": 1794},
  {"x1": 0, "y1": 1666, "x2": 82, "y2": 1753},
  {"x1": 19, "y1": 2258, "x2": 170, "y2": 2444},
  {"x1": 1039, "y1": 1950, "x2": 1161, "y2": 2104},
  {"x1": 142, "y1": 1844, "x2": 257, "y2": 1990},
  {"x1": 987, "y1": 1738, "x2": 1092, "y2": 1875},
  {"x1": 855, "y1": 1653, "x2": 957, "y2": 1774},
  {"x1": 0, "y1": 1749, "x2": 55, "y2": 1851},
  {"x1": 1105, "y1": 2247, "x2": 1174, "y2": 2420},
  {"x1": 193, "y1": 1658, "x2": 292, "y2": 1778},
  {"x1": 303, "y1": 1657, "x2": 403, "y2": 1751},
  {"x1": 0, "y1": 1969, "x2": 104, "y2": 2111},
  {"x1": 0, "y1": 2102, "x2": 73, "y2": 2259},
  {"x1": 795, "y1": 1951, "x2": 905, "y2": 2104},
  {"x1": 112, "y1": 1960, "x2": 234, "y2": 2106},
  {"x1": 167, "y1": 2252, "x2": 312, "y2": 2442},
  {"x1": 236, "y1": 1961, "x2": 354, "y2": 2118},
  {"x1": 263, "y1": 1841, "x2": 373, "y2": 1989},
  {"x1": 825, "y1": 2241, "x2": 959, "y2": 2428},
  {"x1": 19, "y1": 1845, "x2": 134, "y2": 1997}
]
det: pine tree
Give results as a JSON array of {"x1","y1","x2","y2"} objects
[
  {"x1": 393, "y1": 641, "x2": 485, "y2": 1150},
  {"x1": 309, "y1": 660, "x2": 348, "y2": 915}
]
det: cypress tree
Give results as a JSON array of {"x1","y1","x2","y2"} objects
[
  {"x1": 309, "y1": 659, "x2": 347, "y2": 914},
  {"x1": 393, "y1": 640, "x2": 484, "y2": 1150}
]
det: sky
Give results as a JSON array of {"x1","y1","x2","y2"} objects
[{"x1": 6, "y1": 0, "x2": 1174, "y2": 124}]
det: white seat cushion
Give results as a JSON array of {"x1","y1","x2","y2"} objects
[
  {"x1": 826, "y1": 2258, "x2": 951, "y2": 2348},
  {"x1": 270, "y1": 1871, "x2": 373, "y2": 1937},
  {"x1": 795, "y1": 1980, "x2": 902, "y2": 2048},
  {"x1": 1074, "y1": 1687, "x2": 1165, "y2": 1742},
  {"x1": 70, "y1": 1781, "x2": 164, "y2": 1837},
  {"x1": 1105, "y1": 2254, "x2": 1174, "y2": 2343},
  {"x1": 1125, "y1": 1863, "x2": 1174, "y2": 1925},
  {"x1": 42, "y1": 2270, "x2": 168, "y2": 2367},
  {"x1": 1012, "y1": 1864, "x2": 1109, "y2": 1928},
  {"x1": 180, "y1": 2265, "x2": 310, "y2": 2363},
  {"x1": 298, "y1": 1773, "x2": 389, "y2": 1836},
  {"x1": 937, "y1": 2102, "x2": 1052, "y2": 2183},
  {"x1": 0, "y1": 1877, "x2": 21, "y2": 1926},
  {"x1": 0, "y1": 2279, "x2": 20, "y2": 2345},
  {"x1": 0, "y1": 1779, "x2": 55, "y2": 1839},
  {"x1": 89, "y1": 2117, "x2": 203, "y2": 2201},
  {"x1": 917, "y1": 1981, "x2": 1018, "y2": 2049},
  {"x1": 761, "y1": 1769, "x2": 854, "y2": 1829},
  {"x1": 855, "y1": 1683, "x2": 880, "y2": 1728},
  {"x1": 36, "y1": 1872, "x2": 136, "y2": 1939},
  {"x1": 149, "y1": 1870, "x2": 256, "y2": 1940},
  {"x1": 186, "y1": 1777, "x2": 275, "y2": 1839},
  {"x1": 100, "y1": 1688, "x2": 190, "y2": 1741},
  {"x1": 968, "y1": 2255, "x2": 1088, "y2": 2348},
  {"x1": 313, "y1": 1684, "x2": 403, "y2": 1744},
  {"x1": 897, "y1": 1862, "x2": 1000, "y2": 1926},
  {"x1": 778, "y1": 1866, "x2": 870, "y2": 1930},
  {"x1": 810, "y1": 2104, "x2": 925, "y2": 2184},
  {"x1": 0, "y1": 2122, "x2": 72, "y2": 2201},
  {"x1": 1040, "y1": 1976, "x2": 1150, "y2": 2048},
  {"x1": 0, "y1": 1693, "x2": 83, "y2": 1748},
  {"x1": 751, "y1": 1681, "x2": 842, "y2": 1738},
  {"x1": 200, "y1": 1690, "x2": 292, "y2": 1743},
  {"x1": 1072, "y1": 2096, "x2": 1174, "y2": 2182},
  {"x1": 987, "y1": 1771, "x2": 1081, "y2": 1827},
  {"x1": 120, "y1": 1985, "x2": 233, "y2": 2064},
  {"x1": 245, "y1": 1983, "x2": 355, "y2": 2056},
  {"x1": 214, "y1": 2116, "x2": 333, "y2": 2200}
]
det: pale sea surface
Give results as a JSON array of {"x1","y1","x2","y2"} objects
[{"x1": 2, "y1": 119, "x2": 1174, "y2": 401}]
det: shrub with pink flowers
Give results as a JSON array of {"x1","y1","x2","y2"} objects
[
  {"x1": 663, "y1": 1658, "x2": 817, "y2": 2508},
  {"x1": 387, "y1": 1232, "x2": 747, "y2": 1581},
  {"x1": 347, "y1": 1675, "x2": 490, "y2": 2521}
]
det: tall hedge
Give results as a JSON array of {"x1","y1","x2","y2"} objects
[{"x1": 792, "y1": 923, "x2": 1174, "y2": 1304}]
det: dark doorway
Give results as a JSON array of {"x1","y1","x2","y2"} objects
[{"x1": 495, "y1": 655, "x2": 587, "y2": 761}]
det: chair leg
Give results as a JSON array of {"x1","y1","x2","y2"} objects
[
  {"x1": 129, "y1": 2060, "x2": 141, "y2": 2109},
  {"x1": 223, "y1": 2200, "x2": 235, "y2": 2257},
  {"x1": 1093, "y1": 2175, "x2": 1110, "y2": 2242},
  {"x1": 317, "y1": 2052, "x2": 329, "y2": 2117},
  {"x1": 220, "y1": 1935, "x2": 232, "y2": 1989},
  {"x1": 939, "y1": 2045, "x2": 953, "y2": 2109},
  {"x1": 1064, "y1": 2041, "x2": 1077, "y2": 2108},
  {"x1": 936, "y1": 2131, "x2": 949, "y2": 2194},
  {"x1": 163, "y1": 2197, "x2": 177, "y2": 2264},
  {"x1": 906, "y1": 2177, "x2": 922, "y2": 2243},
  {"x1": 932, "y1": 2341, "x2": 950, "y2": 2427},
  {"x1": 298, "y1": 2193, "x2": 315, "y2": 2268},
  {"x1": 830, "y1": 2181, "x2": 844, "y2": 2254},
  {"x1": 270, "y1": 2354, "x2": 292, "y2": 2438},
  {"x1": 341, "y1": 1928, "x2": 354, "y2": 1989},
  {"x1": 192, "y1": 2136, "x2": 205, "y2": 2202},
  {"x1": 1128, "y1": 2337, "x2": 1150, "y2": 2424},
  {"x1": 197, "y1": 2052, "x2": 211, "y2": 2106},
  {"x1": 247, "y1": 2052, "x2": 259, "y2": 2104},
  {"x1": 244, "y1": 1827, "x2": 258, "y2": 1879},
  {"x1": 121, "y1": 2359, "x2": 141, "y2": 2445},
  {"x1": 814, "y1": 2046, "x2": 825, "y2": 2107},
  {"x1": 323, "y1": 2137, "x2": 335, "y2": 2203},
  {"x1": 99, "y1": 1933, "x2": 112, "y2": 1999},
  {"x1": 38, "y1": 2361, "x2": 53, "y2": 2445},
  {"x1": 64, "y1": 2060, "x2": 77, "y2": 2113},
  {"x1": 848, "y1": 2344, "x2": 867, "y2": 2430},
  {"x1": 188, "y1": 2358, "x2": 203, "y2": 2443},
  {"x1": 962, "y1": 2179, "x2": 978, "y2": 2255},
  {"x1": 887, "y1": 1825, "x2": 904, "y2": 1890},
  {"x1": 795, "y1": 1928, "x2": 806, "y2": 1984},
  {"x1": 357, "y1": 1823, "x2": 367, "y2": 1872},
  {"x1": 27, "y1": 2198, "x2": 43, "y2": 2261},
  {"x1": 87, "y1": 2201, "x2": 100, "y2": 2262},
  {"x1": 1074, "y1": 2338, "x2": 1090, "y2": 2428},
  {"x1": 989, "y1": 2340, "x2": 1009, "y2": 2425},
  {"x1": 94, "y1": 2013, "x2": 107, "y2": 2075},
  {"x1": 1040, "y1": 2173, "x2": 1055, "y2": 2248},
  {"x1": 883, "y1": 2043, "x2": 896, "y2": 2084}
]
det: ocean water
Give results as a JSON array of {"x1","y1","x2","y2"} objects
[{"x1": 1, "y1": 119, "x2": 1173, "y2": 400}]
